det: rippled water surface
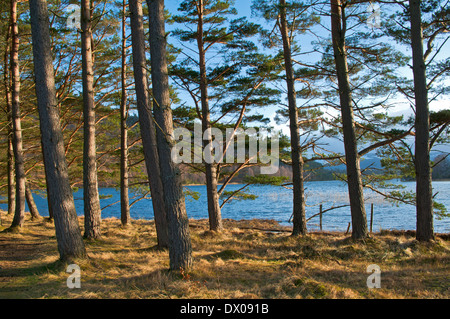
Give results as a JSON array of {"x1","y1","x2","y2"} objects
[{"x1": 3, "y1": 180, "x2": 449, "y2": 233}]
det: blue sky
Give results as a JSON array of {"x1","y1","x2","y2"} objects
[
  {"x1": 166, "y1": 0, "x2": 254, "y2": 17},
  {"x1": 163, "y1": 0, "x2": 449, "y2": 157}
]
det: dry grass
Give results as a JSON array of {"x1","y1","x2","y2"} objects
[{"x1": 0, "y1": 212, "x2": 449, "y2": 299}]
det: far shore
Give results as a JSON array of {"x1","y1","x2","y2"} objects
[{"x1": 56, "y1": 178, "x2": 450, "y2": 189}]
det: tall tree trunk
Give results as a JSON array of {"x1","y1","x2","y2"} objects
[
  {"x1": 129, "y1": 0, "x2": 169, "y2": 248},
  {"x1": 120, "y1": 0, "x2": 131, "y2": 227},
  {"x1": 9, "y1": 0, "x2": 26, "y2": 229},
  {"x1": 147, "y1": 0, "x2": 193, "y2": 270},
  {"x1": 42, "y1": 143, "x2": 54, "y2": 220},
  {"x1": 2, "y1": 24, "x2": 15, "y2": 217},
  {"x1": 7, "y1": 122, "x2": 15, "y2": 217},
  {"x1": 81, "y1": 0, "x2": 101, "y2": 239},
  {"x1": 279, "y1": 0, "x2": 307, "y2": 236},
  {"x1": 29, "y1": 0, "x2": 86, "y2": 261},
  {"x1": 330, "y1": 0, "x2": 368, "y2": 240},
  {"x1": 409, "y1": 0, "x2": 434, "y2": 241},
  {"x1": 25, "y1": 184, "x2": 41, "y2": 220},
  {"x1": 196, "y1": 0, "x2": 223, "y2": 232}
]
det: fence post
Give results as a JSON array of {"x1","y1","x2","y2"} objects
[
  {"x1": 319, "y1": 204, "x2": 323, "y2": 231},
  {"x1": 370, "y1": 203, "x2": 374, "y2": 234}
]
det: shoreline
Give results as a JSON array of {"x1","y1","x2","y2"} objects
[
  {"x1": 1, "y1": 211, "x2": 448, "y2": 239},
  {"x1": 91, "y1": 179, "x2": 450, "y2": 188},
  {"x1": 183, "y1": 179, "x2": 450, "y2": 186}
]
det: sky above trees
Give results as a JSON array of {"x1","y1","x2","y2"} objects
[{"x1": 164, "y1": 0, "x2": 449, "y2": 156}]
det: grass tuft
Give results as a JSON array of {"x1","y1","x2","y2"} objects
[{"x1": 0, "y1": 213, "x2": 449, "y2": 299}]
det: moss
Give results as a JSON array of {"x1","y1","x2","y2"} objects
[
  {"x1": 293, "y1": 277, "x2": 305, "y2": 286},
  {"x1": 212, "y1": 249, "x2": 245, "y2": 260},
  {"x1": 281, "y1": 277, "x2": 329, "y2": 298}
]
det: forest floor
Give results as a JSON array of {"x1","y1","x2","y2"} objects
[{"x1": 0, "y1": 211, "x2": 449, "y2": 299}]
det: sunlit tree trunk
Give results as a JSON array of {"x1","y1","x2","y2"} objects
[
  {"x1": 120, "y1": 0, "x2": 130, "y2": 227},
  {"x1": 129, "y1": 0, "x2": 169, "y2": 248},
  {"x1": 147, "y1": 0, "x2": 193, "y2": 270},
  {"x1": 279, "y1": 0, "x2": 307, "y2": 236},
  {"x1": 2, "y1": 24, "x2": 15, "y2": 217},
  {"x1": 409, "y1": 0, "x2": 434, "y2": 241},
  {"x1": 7, "y1": 124, "x2": 15, "y2": 217},
  {"x1": 196, "y1": 0, "x2": 223, "y2": 232},
  {"x1": 330, "y1": 0, "x2": 368, "y2": 240},
  {"x1": 25, "y1": 185, "x2": 41, "y2": 220},
  {"x1": 9, "y1": 0, "x2": 26, "y2": 229},
  {"x1": 29, "y1": 0, "x2": 86, "y2": 261},
  {"x1": 81, "y1": 0, "x2": 101, "y2": 239}
]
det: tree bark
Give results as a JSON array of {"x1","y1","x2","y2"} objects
[
  {"x1": 330, "y1": 0, "x2": 368, "y2": 240},
  {"x1": 42, "y1": 146, "x2": 54, "y2": 220},
  {"x1": 7, "y1": 122, "x2": 15, "y2": 217},
  {"x1": 409, "y1": 0, "x2": 434, "y2": 241},
  {"x1": 147, "y1": 0, "x2": 193, "y2": 270},
  {"x1": 29, "y1": 0, "x2": 86, "y2": 261},
  {"x1": 129, "y1": 0, "x2": 169, "y2": 248},
  {"x1": 120, "y1": 0, "x2": 131, "y2": 227},
  {"x1": 81, "y1": 0, "x2": 102, "y2": 239},
  {"x1": 9, "y1": 0, "x2": 26, "y2": 229},
  {"x1": 196, "y1": 0, "x2": 223, "y2": 232},
  {"x1": 25, "y1": 184, "x2": 41, "y2": 220},
  {"x1": 279, "y1": 0, "x2": 307, "y2": 236},
  {"x1": 2, "y1": 24, "x2": 15, "y2": 217}
]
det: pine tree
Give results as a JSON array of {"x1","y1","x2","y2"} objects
[
  {"x1": 29, "y1": 0, "x2": 86, "y2": 261},
  {"x1": 120, "y1": 0, "x2": 130, "y2": 226},
  {"x1": 129, "y1": 0, "x2": 169, "y2": 248},
  {"x1": 1, "y1": 9, "x2": 15, "y2": 217},
  {"x1": 252, "y1": 0, "x2": 321, "y2": 236},
  {"x1": 147, "y1": 0, "x2": 193, "y2": 269},
  {"x1": 8, "y1": 0, "x2": 26, "y2": 230},
  {"x1": 330, "y1": 0, "x2": 368, "y2": 239},
  {"x1": 171, "y1": 0, "x2": 265, "y2": 231},
  {"x1": 81, "y1": 0, "x2": 102, "y2": 239},
  {"x1": 279, "y1": 0, "x2": 307, "y2": 236},
  {"x1": 384, "y1": 0, "x2": 449, "y2": 241}
]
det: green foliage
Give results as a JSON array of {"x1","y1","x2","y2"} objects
[
  {"x1": 433, "y1": 202, "x2": 449, "y2": 220},
  {"x1": 184, "y1": 188, "x2": 201, "y2": 202},
  {"x1": 243, "y1": 175, "x2": 289, "y2": 186},
  {"x1": 0, "y1": 0, "x2": 448, "y2": 227},
  {"x1": 171, "y1": 0, "x2": 279, "y2": 130},
  {"x1": 220, "y1": 190, "x2": 257, "y2": 201},
  {"x1": 384, "y1": 0, "x2": 449, "y2": 100}
]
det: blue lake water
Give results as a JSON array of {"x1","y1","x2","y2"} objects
[{"x1": 2, "y1": 180, "x2": 449, "y2": 233}]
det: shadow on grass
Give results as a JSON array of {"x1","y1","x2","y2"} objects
[{"x1": 0, "y1": 259, "x2": 66, "y2": 278}]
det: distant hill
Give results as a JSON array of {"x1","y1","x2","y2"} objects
[
  {"x1": 180, "y1": 160, "x2": 338, "y2": 185},
  {"x1": 432, "y1": 154, "x2": 450, "y2": 180},
  {"x1": 179, "y1": 153, "x2": 450, "y2": 185}
]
